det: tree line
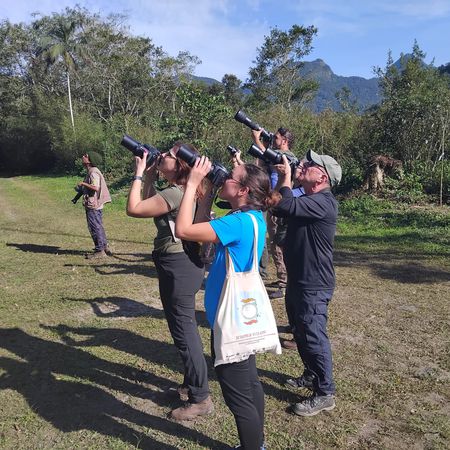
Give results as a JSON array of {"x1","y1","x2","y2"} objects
[{"x1": 0, "y1": 7, "x2": 449, "y2": 202}]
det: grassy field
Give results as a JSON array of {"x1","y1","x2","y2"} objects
[{"x1": 0, "y1": 175, "x2": 449, "y2": 450}]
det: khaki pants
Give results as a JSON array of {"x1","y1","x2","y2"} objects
[{"x1": 267, "y1": 211, "x2": 287, "y2": 288}]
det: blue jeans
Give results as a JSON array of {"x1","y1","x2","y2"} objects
[
  {"x1": 85, "y1": 208, "x2": 107, "y2": 252},
  {"x1": 287, "y1": 287, "x2": 335, "y2": 395}
]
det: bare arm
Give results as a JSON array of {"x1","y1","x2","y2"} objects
[
  {"x1": 78, "y1": 181, "x2": 99, "y2": 192},
  {"x1": 126, "y1": 152, "x2": 171, "y2": 218},
  {"x1": 175, "y1": 157, "x2": 219, "y2": 243},
  {"x1": 274, "y1": 155, "x2": 292, "y2": 191}
]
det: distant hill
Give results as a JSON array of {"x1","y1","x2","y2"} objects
[
  {"x1": 194, "y1": 55, "x2": 449, "y2": 113},
  {"x1": 299, "y1": 59, "x2": 381, "y2": 112}
]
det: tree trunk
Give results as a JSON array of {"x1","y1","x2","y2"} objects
[{"x1": 67, "y1": 72, "x2": 75, "y2": 131}]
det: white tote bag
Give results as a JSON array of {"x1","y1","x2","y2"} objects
[{"x1": 213, "y1": 213, "x2": 282, "y2": 367}]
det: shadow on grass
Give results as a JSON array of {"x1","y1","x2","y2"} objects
[
  {"x1": 0, "y1": 328, "x2": 226, "y2": 449},
  {"x1": 335, "y1": 250, "x2": 450, "y2": 284},
  {"x1": 64, "y1": 296, "x2": 210, "y2": 329},
  {"x1": 2, "y1": 227, "x2": 148, "y2": 245},
  {"x1": 66, "y1": 261, "x2": 158, "y2": 278},
  {"x1": 46, "y1": 324, "x2": 291, "y2": 405},
  {"x1": 6, "y1": 242, "x2": 153, "y2": 262},
  {"x1": 6, "y1": 242, "x2": 86, "y2": 256}
]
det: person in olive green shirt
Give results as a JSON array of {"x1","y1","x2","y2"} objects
[{"x1": 126, "y1": 142, "x2": 213, "y2": 422}]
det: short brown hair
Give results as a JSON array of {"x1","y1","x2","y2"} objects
[{"x1": 278, "y1": 127, "x2": 295, "y2": 150}]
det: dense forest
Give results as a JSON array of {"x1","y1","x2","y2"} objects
[{"x1": 0, "y1": 7, "x2": 449, "y2": 203}]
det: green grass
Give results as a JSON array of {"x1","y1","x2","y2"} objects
[{"x1": 0, "y1": 176, "x2": 449, "y2": 449}]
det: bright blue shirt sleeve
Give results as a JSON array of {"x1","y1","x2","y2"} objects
[{"x1": 204, "y1": 210, "x2": 266, "y2": 328}]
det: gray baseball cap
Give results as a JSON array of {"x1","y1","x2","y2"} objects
[{"x1": 306, "y1": 149, "x2": 342, "y2": 187}]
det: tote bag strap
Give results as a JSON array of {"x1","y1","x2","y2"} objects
[{"x1": 225, "y1": 212, "x2": 259, "y2": 275}]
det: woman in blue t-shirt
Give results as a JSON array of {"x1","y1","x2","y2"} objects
[{"x1": 176, "y1": 157, "x2": 278, "y2": 450}]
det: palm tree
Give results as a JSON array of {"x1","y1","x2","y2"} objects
[{"x1": 35, "y1": 16, "x2": 84, "y2": 131}]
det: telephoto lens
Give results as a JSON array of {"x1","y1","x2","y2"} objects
[
  {"x1": 234, "y1": 110, "x2": 272, "y2": 142},
  {"x1": 121, "y1": 135, "x2": 161, "y2": 166},
  {"x1": 177, "y1": 144, "x2": 229, "y2": 187}
]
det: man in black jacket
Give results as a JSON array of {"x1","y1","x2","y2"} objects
[{"x1": 273, "y1": 149, "x2": 341, "y2": 417}]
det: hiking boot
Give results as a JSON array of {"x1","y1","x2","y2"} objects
[
  {"x1": 285, "y1": 375, "x2": 315, "y2": 390},
  {"x1": 268, "y1": 288, "x2": 285, "y2": 300},
  {"x1": 281, "y1": 338, "x2": 297, "y2": 350},
  {"x1": 231, "y1": 443, "x2": 266, "y2": 449},
  {"x1": 169, "y1": 396, "x2": 213, "y2": 421},
  {"x1": 167, "y1": 385, "x2": 189, "y2": 402},
  {"x1": 85, "y1": 250, "x2": 107, "y2": 260},
  {"x1": 292, "y1": 394, "x2": 335, "y2": 417}
]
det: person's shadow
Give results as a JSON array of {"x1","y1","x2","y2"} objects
[
  {"x1": 0, "y1": 328, "x2": 225, "y2": 449},
  {"x1": 63, "y1": 296, "x2": 210, "y2": 328},
  {"x1": 6, "y1": 242, "x2": 85, "y2": 256}
]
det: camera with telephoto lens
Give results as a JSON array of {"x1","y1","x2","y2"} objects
[
  {"x1": 121, "y1": 135, "x2": 161, "y2": 166},
  {"x1": 248, "y1": 143, "x2": 300, "y2": 174},
  {"x1": 177, "y1": 144, "x2": 230, "y2": 187},
  {"x1": 234, "y1": 110, "x2": 273, "y2": 144},
  {"x1": 71, "y1": 185, "x2": 85, "y2": 204}
]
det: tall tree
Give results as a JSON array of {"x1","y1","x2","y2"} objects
[
  {"x1": 34, "y1": 12, "x2": 85, "y2": 131},
  {"x1": 245, "y1": 25, "x2": 318, "y2": 109},
  {"x1": 374, "y1": 42, "x2": 450, "y2": 168}
]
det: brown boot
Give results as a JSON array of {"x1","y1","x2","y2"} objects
[
  {"x1": 169, "y1": 396, "x2": 213, "y2": 421},
  {"x1": 85, "y1": 250, "x2": 107, "y2": 260},
  {"x1": 281, "y1": 338, "x2": 297, "y2": 350}
]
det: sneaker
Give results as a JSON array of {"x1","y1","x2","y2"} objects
[
  {"x1": 85, "y1": 250, "x2": 107, "y2": 260},
  {"x1": 268, "y1": 288, "x2": 285, "y2": 300},
  {"x1": 292, "y1": 394, "x2": 335, "y2": 417},
  {"x1": 104, "y1": 246, "x2": 113, "y2": 256},
  {"x1": 285, "y1": 375, "x2": 315, "y2": 390},
  {"x1": 281, "y1": 338, "x2": 297, "y2": 350},
  {"x1": 169, "y1": 396, "x2": 213, "y2": 421}
]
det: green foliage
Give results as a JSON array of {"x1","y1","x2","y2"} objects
[
  {"x1": 1, "y1": 11, "x2": 450, "y2": 205},
  {"x1": 160, "y1": 82, "x2": 232, "y2": 155},
  {"x1": 245, "y1": 25, "x2": 318, "y2": 108},
  {"x1": 381, "y1": 172, "x2": 427, "y2": 204}
]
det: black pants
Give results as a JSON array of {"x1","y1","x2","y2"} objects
[
  {"x1": 286, "y1": 286, "x2": 335, "y2": 395},
  {"x1": 153, "y1": 251, "x2": 209, "y2": 403},
  {"x1": 212, "y1": 336, "x2": 265, "y2": 450}
]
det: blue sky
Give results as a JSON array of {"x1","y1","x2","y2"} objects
[{"x1": 1, "y1": 0, "x2": 449, "y2": 81}]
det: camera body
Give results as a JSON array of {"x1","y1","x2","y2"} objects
[
  {"x1": 71, "y1": 185, "x2": 86, "y2": 204},
  {"x1": 248, "y1": 143, "x2": 300, "y2": 174},
  {"x1": 177, "y1": 144, "x2": 230, "y2": 187},
  {"x1": 234, "y1": 110, "x2": 273, "y2": 144},
  {"x1": 227, "y1": 145, "x2": 238, "y2": 156},
  {"x1": 121, "y1": 135, "x2": 161, "y2": 166}
]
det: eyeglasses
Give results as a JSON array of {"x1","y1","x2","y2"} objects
[
  {"x1": 166, "y1": 150, "x2": 177, "y2": 160},
  {"x1": 227, "y1": 174, "x2": 243, "y2": 185},
  {"x1": 304, "y1": 160, "x2": 328, "y2": 177}
]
